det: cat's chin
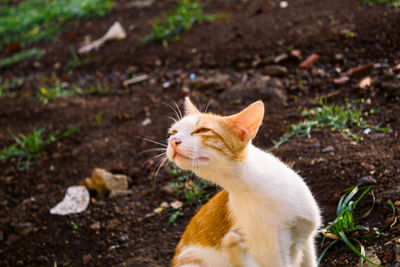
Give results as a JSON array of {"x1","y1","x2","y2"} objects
[{"x1": 171, "y1": 154, "x2": 210, "y2": 170}]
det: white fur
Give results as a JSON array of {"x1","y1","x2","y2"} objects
[{"x1": 169, "y1": 113, "x2": 321, "y2": 267}]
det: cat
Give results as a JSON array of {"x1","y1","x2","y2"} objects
[{"x1": 167, "y1": 97, "x2": 321, "y2": 267}]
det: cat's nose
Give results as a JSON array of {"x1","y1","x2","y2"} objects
[{"x1": 169, "y1": 137, "x2": 181, "y2": 149}]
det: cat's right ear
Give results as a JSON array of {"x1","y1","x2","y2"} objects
[{"x1": 184, "y1": 97, "x2": 200, "y2": 115}]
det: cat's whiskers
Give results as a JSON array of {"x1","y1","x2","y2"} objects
[
  {"x1": 173, "y1": 101, "x2": 183, "y2": 120},
  {"x1": 162, "y1": 102, "x2": 182, "y2": 122},
  {"x1": 204, "y1": 94, "x2": 214, "y2": 113},
  {"x1": 136, "y1": 136, "x2": 168, "y2": 147},
  {"x1": 138, "y1": 147, "x2": 167, "y2": 156}
]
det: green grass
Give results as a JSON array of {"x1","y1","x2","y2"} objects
[
  {"x1": 0, "y1": 124, "x2": 82, "y2": 170},
  {"x1": 0, "y1": 48, "x2": 45, "y2": 68},
  {"x1": 0, "y1": 0, "x2": 114, "y2": 50},
  {"x1": 319, "y1": 186, "x2": 395, "y2": 266},
  {"x1": 272, "y1": 99, "x2": 391, "y2": 150},
  {"x1": 142, "y1": 0, "x2": 226, "y2": 45},
  {"x1": 166, "y1": 166, "x2": 212, "y2": 205},
  {"x1": 36, "y1": 81, "x2": 109, "y2": 104},
  {"x1": 0, "y1": 127, "x2": 56, "y2": 170}
]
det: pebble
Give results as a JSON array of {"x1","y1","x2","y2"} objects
[
  {"x1": 170, "y1": 200, "x2": 183, "y2": 209},
  {"x1": 357, "y1": 176, "x2": 377, "y2": 187},
  {"x1": 90, "y1": 221, "x2": 101, "y2": 230},
  {"x1": 84, "y1": 168, "x2": 129, "y2": 195},
  {"x1": 347, "y1": 63, "x2": 373, "y2": 78},
  {"x1": 14, "y1": 222, "x2": 34, "y2": 235},
  {"x1": 321, "y1": 146, "x2": 334, "y2": 153},
  {"x1": 299, "y1": 54, "x2": 320, "y2": 68},
  {"x1": 359, "y1": 247, "x2": 380, "y2": 267},
  {"x1": 311, "y1": 142, "x2": 321, "y2": 149},
  {"x1": 263, "y1": 65, "x2": 288, "y2": 77},
  {"x1": 333, "y1": 75, "x2": 350, "y2": 86},
  {"x1": 274, "y1": 53, "x2": 288, "y2": 63},
  {"x1": 82, "y1": 254, "x2": 92, "y2": 265},
  {"x1": 119, "y1": 234, "x2": 129, "y2": 242},
  {"x1": 358, "y1": 77, "x2": 373, "y2": 89}
]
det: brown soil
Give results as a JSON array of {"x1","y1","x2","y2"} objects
[{"x1": 1, "y1": 0, "x2": 399, "y2": 266}]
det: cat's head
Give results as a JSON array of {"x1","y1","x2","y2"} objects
[{"x1": 166, "y1": 97, "x2": 264, "y2": 178}]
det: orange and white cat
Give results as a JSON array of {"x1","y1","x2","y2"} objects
[{"x1": 167, "y1": 98, "x2": 321, "y2": 267}]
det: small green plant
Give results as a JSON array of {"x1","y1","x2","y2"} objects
[
  {"x1": 142, "y1": 0, "x2": 226, "y2": 45},
  {"x1": 167, "y1": 166, "x2": 211, "y2": 205},
  {"x1": 0, "y1": 127, "x2": 56, "y2": 170},
  {"x1": 65, "y1": 48, "x2": 97, "y2": 70},
  {"x1": 0, "y1": 124, "x2": 82, "y2": 170},
  {"x1": 96, "y1": 112, "x2": 103, "y2": 125},
  {"x1": 71, "y1": 221, "x2": 79, "y2": 234},
  {"x1": 168, "y1": 210, "x2": 183, "y2": 224},
  {"x1": 0, "y1": 48, "x2": 45, "y2": 68},
  {"x1": 0, "y1": 0, "x2": 114, "y2": 49},
  {"x1": 36, "y1": 81, "x2": 109, "y2": 103},
  {"x1": 319, "y1": 186, "x2": 395, "y2": 266},
  {"x1": 272, "y1": 99, "x2": 391, "y2": 149},
  {"x1": 36, "y1": 81, "x2": 75, "y2": 104}
]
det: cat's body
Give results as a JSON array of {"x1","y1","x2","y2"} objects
[{"x1": 167, "y1": 98, "x2": 321, "y2": 267}]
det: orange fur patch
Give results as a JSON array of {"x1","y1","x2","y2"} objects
[{"x1": 172, "y1": 190, "x2": 232, "y2": 266}]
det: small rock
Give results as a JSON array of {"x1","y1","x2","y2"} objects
[
  {"x1": 333, "y1": 75, "x2": 350, "y2": 86},
  {"x1": 334, "y1": 53, "x2": 345, "y2": 62},
  {"x1": 357, "y1": 176, "x2": 377, "y2": 187},
  {"x1": 154, "y1": 207, "x2": 164, "y2": 214},
  {"x1": 82, "y1": 254, "x2": 92, "y2": 265},
  {"x1": 50, "y1": 186, "x2": 90, "y2": 215},
  {"x1": 321, "y1": 146, "x2": 334, "y2": 153},
  {"x1": 119, "y1": 234, "x2": 129, "y2": 242},
  {"x1": 14, "y1": 222, "x2": 34, "y2": 235},
  {"x1": 310, "y1": 142, "x2": 321, "y2": 149},
  {"x1": 290, "y1": 49, "x2": 302, "y2": 60},
  {"x1": 220, "y1": 76, "x2": 286, "y2": 102},
  {"x1": 280, "y1": 1, "x2": 288, "y2": 8},
  {"x1": 347, "y1": 64, "x2": 373, "y2": 78},
  {"x1": 358, "y1": 77, "x2": 373, "y2": 89},
  {"x1": 170, "y1": 200, "x2": 183, "y2": 209},
  {"x1": 84, "y1": 168, "x2": 129, "y2": 195},
  {"x1": 109, "y1": 189, "x2": 132, "y2": 198},
  {"x1": 299, "y1": 54, "x2": 320, "y2": 68},
  {"x1": 141, "y1": 118, "x2": 151, "y2": 126},
  {"x1": 185, "y1": 73, "x2": 230, "y2": 91},
  {"x1": 160, "y1": 202, "x2": 170, "y2": 209},
  {"x1": 162, "y1": 184, "x2": 175, "y2": 194},
  {"x1": 90, "y1": 221, "x2": 101, "y2": 230},
  {"x1": 361, "y1": 162, "x2": 375, "y2": 171},
  {"x1": 359, "y1": 247, "x2": 380, "y2": 267},
  {"x1": 263, "y1": 65, "x2": 288, "y2": 77},
  {"x1": 274, "y1": 53, "x2": 288, "y2": 64}
]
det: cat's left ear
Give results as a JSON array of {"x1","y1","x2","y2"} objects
[
  {"x1": 184, "y1": 97, "x2": 200, "y2": 115},
  {"x1": 226, "y1": 101, "x2": 264, "y2": 142}
]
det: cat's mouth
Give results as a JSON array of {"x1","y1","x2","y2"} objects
[{"x1": 172, "y1": 151, "x2": 209, "y2": 161}]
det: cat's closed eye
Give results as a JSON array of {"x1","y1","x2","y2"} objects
[
  {"x1": 192, "y1": 128, "x2": 210, "y2": 134},
  {"x1": 170, "y1": 129, "x2": 178, "y2": 135}
]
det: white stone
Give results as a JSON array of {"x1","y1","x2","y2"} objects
[{"x1": 50, "y1": 186, "x2": 90, "y2": 215}]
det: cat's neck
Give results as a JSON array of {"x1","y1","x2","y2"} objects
[{"x1": 196, "y1": 144, "x2": 271, "y2": 194}]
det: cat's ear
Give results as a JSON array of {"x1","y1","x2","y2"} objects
[
  {"x1": 226, "y1": 101, "x2": 264, "y2": 142},
  {"x1": 184, "y1": 97, "x2": 200, "y2": 115}
]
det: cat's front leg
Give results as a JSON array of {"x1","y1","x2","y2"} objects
[
  {"x1": 222, "y1": 229, "x2": 260, "y2": 267},
  {"x1": 289, "y1": 217, "x2": 319, "y2": 267}
]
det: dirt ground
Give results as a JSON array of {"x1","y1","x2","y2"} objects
[{"x1": 1, "y1": 0, "x2": 400, "y2": 266}]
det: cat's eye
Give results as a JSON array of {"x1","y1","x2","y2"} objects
[
  {"x1": 170, "y1": 130, "x2": 178, "y2": 135},
  {"x1": 192, "y1": 128, "x2": 210, "y2": 134}
]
